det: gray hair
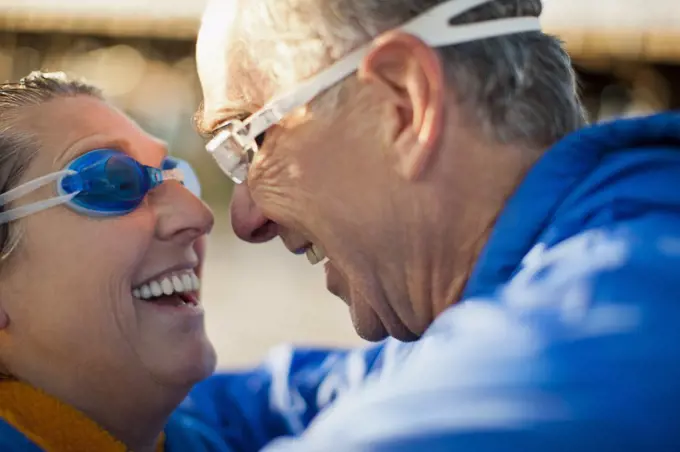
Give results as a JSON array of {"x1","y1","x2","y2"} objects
[
  {"x1": 238, "y1": 0, "x2": 587, "y2": 149},
  {"x1": 0, "y1": 71, "x2": 102, "y2": 267}
]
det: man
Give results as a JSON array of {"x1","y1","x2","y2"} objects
[{"x1": 177, "y1": 0, "x2": 680, "y2": 450}]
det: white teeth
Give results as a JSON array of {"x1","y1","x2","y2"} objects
[
  {"x1": 305, "y1": 243, "x2": 326, "y2": 266},
  {"x1": 173, "y1": 275, "x2": 184, "y2": 292},
  {"x1": 181, "y1": 273, "x2": 192, "y2": 289},
  {"x1": 161, "y1": 278, "x2": 174, "y2": 296},
  {"x1": 133, "y1": 270, "x2": 200, "y2": 300},
  {"x1": 150, "y1": 281, "x2": 163, "y2": 297}
]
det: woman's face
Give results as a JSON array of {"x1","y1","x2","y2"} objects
[{"x1": 0, "y1": 96, "x2": 216, "y2": 395}]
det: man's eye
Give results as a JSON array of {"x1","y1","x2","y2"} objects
[
  {"x1": 232, "y1": 114, "x2": 265, "y2": 148},
  {"x1": 254, "y1": 132, "x2": 266, "y2": 147}
]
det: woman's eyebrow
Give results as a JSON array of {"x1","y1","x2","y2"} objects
[{"x1": 53, "y1": 135, "x2": 135, "y2": 167}]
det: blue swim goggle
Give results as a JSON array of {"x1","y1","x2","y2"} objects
[{"x1": 0, "y1": 149, "x2": 200, "y2": 225}]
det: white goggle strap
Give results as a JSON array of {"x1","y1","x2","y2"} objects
[
  {"x1": 170, "y1": 160, "x2": 202, "y2": 198},
  {"x1": 259, "y1": 0, "x2": 541, "y2": 129},
  {"x1": 259, "y1": 46, "x2": 366, "y2": 130},
  {"x1": 0, "y1": 169, "x2": 78, "y2": 225},
  {"x1": 0, "y1": 193, "x2": 78, "y2": 225},
  {"x1": 0, "y1": 170, "x2": 75, "y2": 206},
  {"x1": 402, "y1": 17, "x2": 542, "y2": 48},
  {"x1": 158, "y1": 168, "x2": 184, "y2": 184},
  {"x1": 399, "y1": 0, "x2": 541, "y2": 45}
]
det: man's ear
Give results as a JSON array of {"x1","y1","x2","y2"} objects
[{"x1": 357, "y1": 30, "x2": 445, "y2": 181}]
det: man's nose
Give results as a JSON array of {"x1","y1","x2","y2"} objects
[
  {"x1": 230, "y1": 183, "x2": 279, "y2": 243},
  {"x1": 155, "y1": 183, "x2": 214, "y2": 245}
]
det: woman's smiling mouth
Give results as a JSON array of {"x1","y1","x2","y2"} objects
[{"x1": 132, "y1": 269, "x2": 201, "y2": 308}]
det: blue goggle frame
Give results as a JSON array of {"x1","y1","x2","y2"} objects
[{"x1": 0, "y1": 149, "x2": 200, "y2": 224}]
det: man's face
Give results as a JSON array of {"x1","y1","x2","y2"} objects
[{"x1": 196, "y1": 0, "x2": 445, "y2": 341}]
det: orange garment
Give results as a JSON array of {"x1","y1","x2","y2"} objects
[{"x1": 0, "y1": 379, "x2": 164, "y2": 452}]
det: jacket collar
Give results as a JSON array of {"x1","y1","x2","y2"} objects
[
  {"x1": 463, "y1": 112, "x2": 680, "y2": 299},
  {"x1": 0, "y1": 379, "x2": 165, "y2": 452}
]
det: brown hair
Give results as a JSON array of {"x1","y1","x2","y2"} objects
[{"x1": 0, "y1": 71, "x2": 102, "y2": 264}]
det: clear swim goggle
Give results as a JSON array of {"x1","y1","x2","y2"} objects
[
  {"x1": 0, "y1": 149, "x2": 201, "y2": 225},
  {"x1": 204, "y1": 0, "x2": 542, "y2": 184}
]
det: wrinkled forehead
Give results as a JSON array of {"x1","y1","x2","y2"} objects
[{"x1": 196, "y1": 0, "x2": 266, "y2": 130}]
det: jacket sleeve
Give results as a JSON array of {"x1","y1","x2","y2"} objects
[
  {"x1": 171, "y1": 343, "x2": 386, "y2": 451},
  {"x1": 259, "y1": 220, "x2": 680, "y2": 452}
]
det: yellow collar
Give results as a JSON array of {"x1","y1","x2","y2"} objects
[{"x1": 0, "y1": 379, "x2": 165, "y2": 452}]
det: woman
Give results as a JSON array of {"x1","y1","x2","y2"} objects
[{"x1": 0, "y1": 71, "x2": 224, "y2": 452}]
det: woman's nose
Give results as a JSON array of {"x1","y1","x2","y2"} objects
[
  {"x1": 154, "y1": 183, "x2": 214, "y2": 245},
  {"x1": 230, "y1": 183, "x2": 278, "y2": 243}
]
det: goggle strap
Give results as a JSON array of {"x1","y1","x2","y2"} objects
[
  {"x1": 262, "y1": 47, "x2": 365, "y2": 128},
  {"x1": 162, "y1": 168, "x2": 184, "y2": 183},
  {"x1": 0, "y1": 192, "x2": 78, "y2": 225},
  {"x1": 401, "y1": 0, "x2": 511, "y2": 35},
  {"x1": 260, "y1": 0, "x2": 542, "y2": 127},
  {"x1": 0, "y1": 170, "x2": 76, "y2": 207},
  {"x1": 146, "y1": 167, "x2": 184, "y2": 190},
  {"x1": 405, "y1": 17, "x2": 542, "y2": 47}
]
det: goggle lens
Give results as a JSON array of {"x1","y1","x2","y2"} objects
[
  {"x1": 60, "y1": 149, "x2": 198, "y2": 217},
  {"x1": 0, "y1": 149, "x2": 201, "y2": 224},
  {"x1": 104, "y1": 155, "x2": 147, "y2": 201}
]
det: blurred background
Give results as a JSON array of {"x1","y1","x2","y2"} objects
[{"x1": 1, "y1": 0, "x2": 678, "y2": 368}]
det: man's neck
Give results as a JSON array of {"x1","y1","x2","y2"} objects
[
  {"x1": 404, "y1": 203, "x2": 498, "y2": 328},
  {"x1": 419, "y1": 136, "x2": 534, "y2": 321}
]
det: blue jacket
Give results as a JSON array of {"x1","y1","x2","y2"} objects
[
  {"x1": 170, "y1": 112, "x2": 680, "y2": 451},
  {"x1": 3, "y1": 112, "x2": 680, "y2": 451}
]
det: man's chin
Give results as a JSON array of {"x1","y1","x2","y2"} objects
[
  {"x1": 346, "y1": 297, "x2": 390, "y2": 342},
  {"x1": 352, "y1": 313, "x2": 420, "y2": 342},
  {"x1": 328, "y1": 271, "x2": 418, "y2": 342}
]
